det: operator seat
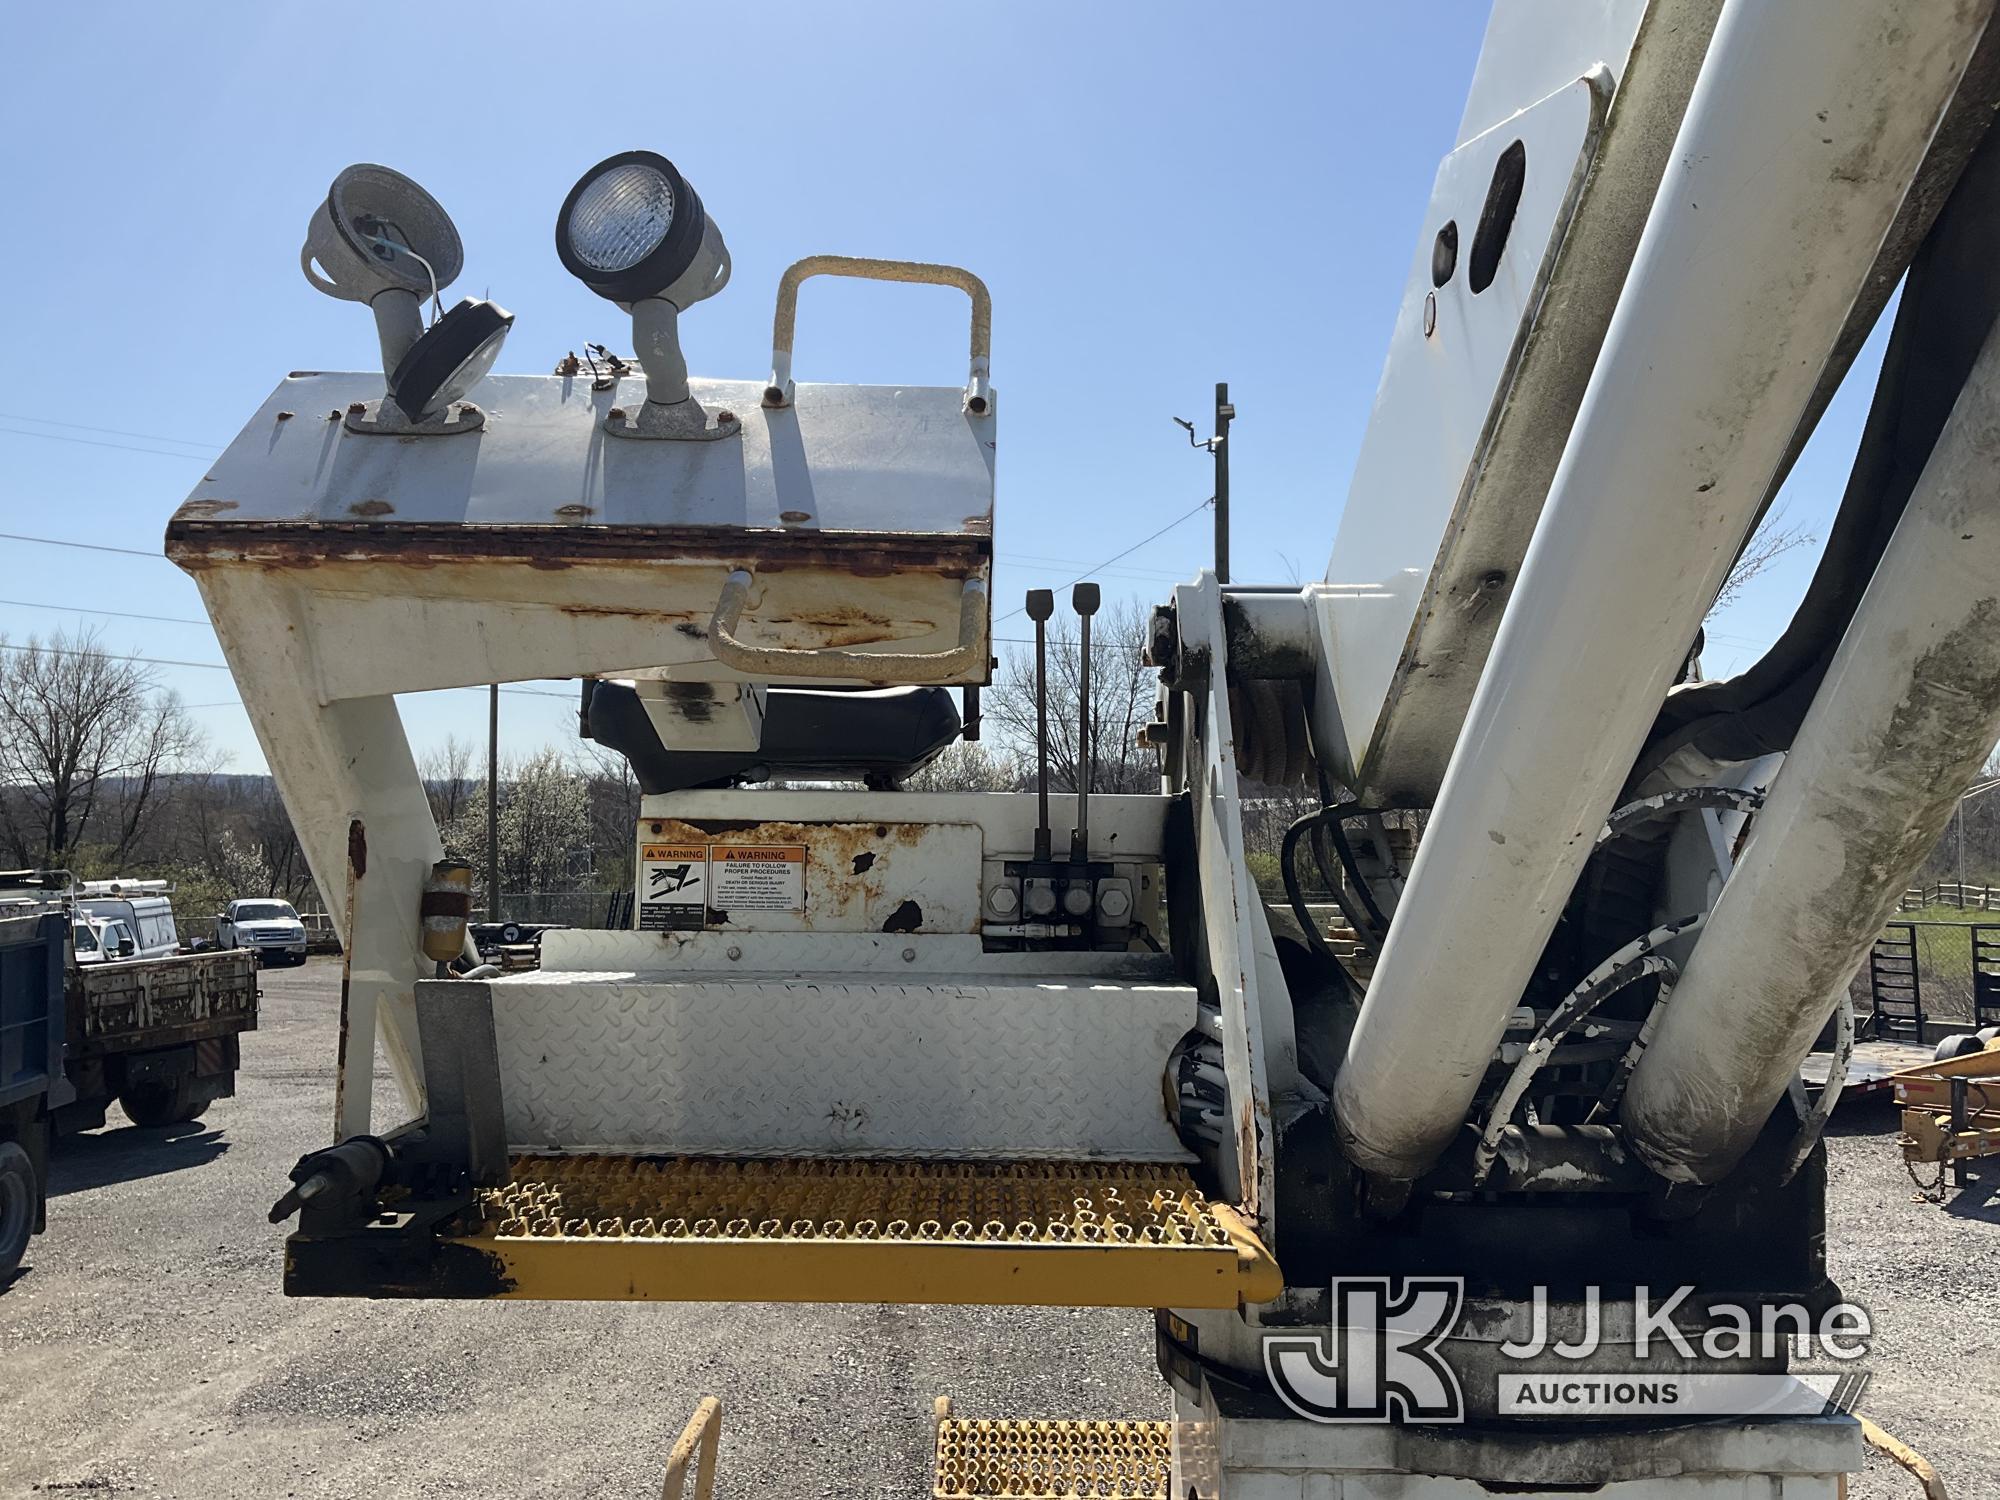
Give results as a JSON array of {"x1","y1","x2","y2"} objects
[{"x1": 585, "y1": 679, "x2": 963, "y2": 794}]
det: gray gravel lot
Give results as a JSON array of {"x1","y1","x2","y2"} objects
[{"x1": 3, "y1": 959, "x2": 1994, "y2": 1498}]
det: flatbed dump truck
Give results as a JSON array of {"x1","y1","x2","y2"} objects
[{"x1": 0, "y1": 874, "x2": 258, "y2": 1275}]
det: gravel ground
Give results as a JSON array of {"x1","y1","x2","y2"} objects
[{"x1": 3, "y1": 958, "x2": 1994, "y2": 1498}]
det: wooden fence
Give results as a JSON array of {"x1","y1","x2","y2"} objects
[{"x1": 1899, "y1": 881, "x2": 2000, "y2": 912}]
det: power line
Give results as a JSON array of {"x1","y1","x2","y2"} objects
[
  {"x1": 0, "y1": 530, "x2": 165, "y2": 560},
  {"x1": 0, "y1": 640, "x2": 576, "y2": 704},
  {"x1": 0, "y1": 411, "x2": 222, "y2": 451},
  {"x1": 994, "y1": 495, "x2": 1213, "y2": 625},
  {"x1": 0, "y1": 639, "x2": 230, "y2": 671},
  {"x1": 0, "y1": 423, "x2": 218, "y2": 462},
  {"x1": 0, "y1": 597, "x2": 209, "y2": 627}
]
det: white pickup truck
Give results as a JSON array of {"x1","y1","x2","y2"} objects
[{"x1": 215, "y1": 898, "x2": 309, "y2": 968}]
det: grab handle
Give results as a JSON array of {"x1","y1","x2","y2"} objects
[{"x1": 763, "y1": 255, "x2": 991, "y2": 415}]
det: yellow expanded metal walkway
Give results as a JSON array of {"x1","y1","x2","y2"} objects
[
  {"x1": 932, "y1": 1409, "x2": 1171, "y2": 1500},
  {"x1": 443, "y1": 1154, "x2": 1279, "y2": 1307}
]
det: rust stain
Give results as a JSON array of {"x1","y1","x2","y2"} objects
[
  {"x1": 648, "y1": 817, "x2": 937, "y2": 929},
  {"x1": 174, "y1": 499, "x2": 238, "y2": 519},
  {"x1": 779, "y1": 510, "x2": 813, "y2": 524},
  {"x1": 348, "y1": 499, "x2": 395, "y2": 518},
  {"x1": 556, "y1": 602, "x2": 697, "y2": 622},
  {"x1": 554, "y1": 504, "x2": 595, "y2": 518},
  {"x1": 163, "y1": 519, "x2": 988, "y2": 581}
]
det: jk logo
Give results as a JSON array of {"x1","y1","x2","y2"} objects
[{"x1": 1264, "y1": 1278, "x2": 1466, "y2": 1423}]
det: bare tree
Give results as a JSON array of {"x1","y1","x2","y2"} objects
[
  {"x1": 901, "y1": 738, "x2": 1020, "y2": 793},
  {"x1": 1709, "y1": 509, "x2": 1817, "y2": 618},
  {"x1": 420, "y1": 734, "x2": 477, "y2": 830},
  {"x1": 578, "y1": 742, "x2": 643, "y2": 889},
  {"x1": 983, "y1": 597, "x2": 1160, "y2": 796},
  {"x1": 445, "y1": 747, "x2": 594, "y2": 895},
  {"x1": 0, "y1": 629, "x2": 205, "y2": 868}
]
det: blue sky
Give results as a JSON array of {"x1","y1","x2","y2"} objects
[{"x1": 0, "y1": 3, "x2": 1879, "y2": 773}]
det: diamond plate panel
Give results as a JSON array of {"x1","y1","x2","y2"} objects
[{"x1": 484, "y1": 976, "x2": 1195, "y2": 1159}]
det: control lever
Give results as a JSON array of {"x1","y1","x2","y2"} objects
[
  {"x1": 1070, "y1": 583, "x2": 1100, "y2": 865},
  {"x1": 1026, "y1": 589, "x2": 1055, "y2": 862}
]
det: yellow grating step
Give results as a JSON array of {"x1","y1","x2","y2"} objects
[
  {"x1": 932, "y1": 1409, "x2": 1171, "y2": 1500},
  {"x1": 446, "y1": 1155, "x2": 1279, "y2": 1307}
]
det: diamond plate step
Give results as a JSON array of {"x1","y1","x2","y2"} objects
[
  {"x1": 931, "y1": 1401, "x2": 1170, "y2": 1500},
  {"x1": 428, "y1": 1155, "x2": 1279, "y2": 1307}
]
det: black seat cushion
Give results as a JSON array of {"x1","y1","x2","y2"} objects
[{"x1": 587, "y1": 681, "x2": 962, "y2": 794}]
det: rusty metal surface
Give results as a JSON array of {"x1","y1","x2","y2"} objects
[
  {"x1": 69, "y1": 950, "x2": 258, "y2": 1057},
  {"x1": 166, "y1": 519, "x2": 987, "y2": 578},
  {"x1": 636, "y1": 816, "x2": 983, "y2": 934}
]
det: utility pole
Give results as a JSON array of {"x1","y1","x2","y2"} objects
[
  {"x1": 1175, "y1": 386, "x2": 1236, "y2": 583},
  {"x1": 487, "y1": 683, "x2": 500, "y2": 925},
  {"x1": 1213, "y1": 382, "x2": 1234, "y2": 585}
]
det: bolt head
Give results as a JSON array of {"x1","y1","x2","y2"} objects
[{"x1": 725, "y1": 944, "x2": 742, "y2": 962}]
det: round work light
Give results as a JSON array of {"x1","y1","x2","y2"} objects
[
  {"x1": 389, "y1": 298, "x2": 515, "y2": 421},
  {"x1": 556, "y1": 150, "x2": 730, "y2": 309},
  {"x1": 303, "y1": 164, "x2": 463, "y2": 305}
]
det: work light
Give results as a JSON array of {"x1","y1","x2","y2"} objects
[
  {"x1": 389, "y1": 298, "x2": 514, "y2": 421},
  {"x1": 556, "y1": 150, "x2": 729, "y2": 307},
  {"x1": 301, "y1": 164, "x2": 510, "y2": 423},
  {"x1": 555, "y1": 151, "x2": 732, "y2": 426}
]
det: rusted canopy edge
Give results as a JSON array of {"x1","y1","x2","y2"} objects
[{"x1": 164, "y1": 520, "x2": 991, "y2": 578}]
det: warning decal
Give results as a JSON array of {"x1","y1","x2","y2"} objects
[
  {"x1": 639, "y1": 843, "x2": 708, "y2": 931},
  {"x1": 710, "y1": 845, "x2": 807, "y2": 913}
]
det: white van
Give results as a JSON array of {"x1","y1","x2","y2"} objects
[
  {"x1": 72, "y1": 916, "x2": 138, "y2": 964},
  {"x1": 76, "y1": 881, "x2": 179, "y2": 961}
]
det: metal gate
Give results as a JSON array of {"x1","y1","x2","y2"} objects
[
  {"x1": 1867, "y1": 923, "x2": 1926, "y2": 1040},
  {"x1": 1971, "y1": 924, "x2": 2000, "y2": 1029}
]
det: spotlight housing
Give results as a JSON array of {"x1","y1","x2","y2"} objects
[
  {"x1": 556, "y1": 150, "x2": 734, "y2": 438},
  {"x1": 556, "y1": 150, "x2": 729, "y2": 308},
  {"x1": 303, "y1": 165, "x2": 508, "y2": 426},
  {"x1": 303, "y1": 164, "x2": 463, "y2": 307},
  {"x1": 389, "y1": 298, "x2": 514, "y2": 421}
]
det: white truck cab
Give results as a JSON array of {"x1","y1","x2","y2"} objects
[
  {"x1": 216, "y1": 899, "x2": 308, "y2": 968},
  {"x1": 76, "y1": 881, "x2": 179, "y2": 961},
  {"x1": 70, "y1": 916, "x2": 137, "y2": 965}
]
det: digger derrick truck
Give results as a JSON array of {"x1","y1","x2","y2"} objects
[{"x1": 166, "y1": 0, "x2": 2000, "y2": 1493}]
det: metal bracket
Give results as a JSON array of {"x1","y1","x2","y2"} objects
[
  {"x1": 342, "y1": 399, "x2": 486, "y2": 437},
  {"x1": 602, "y1": 398, "x2": 742, "y2": 443}
]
